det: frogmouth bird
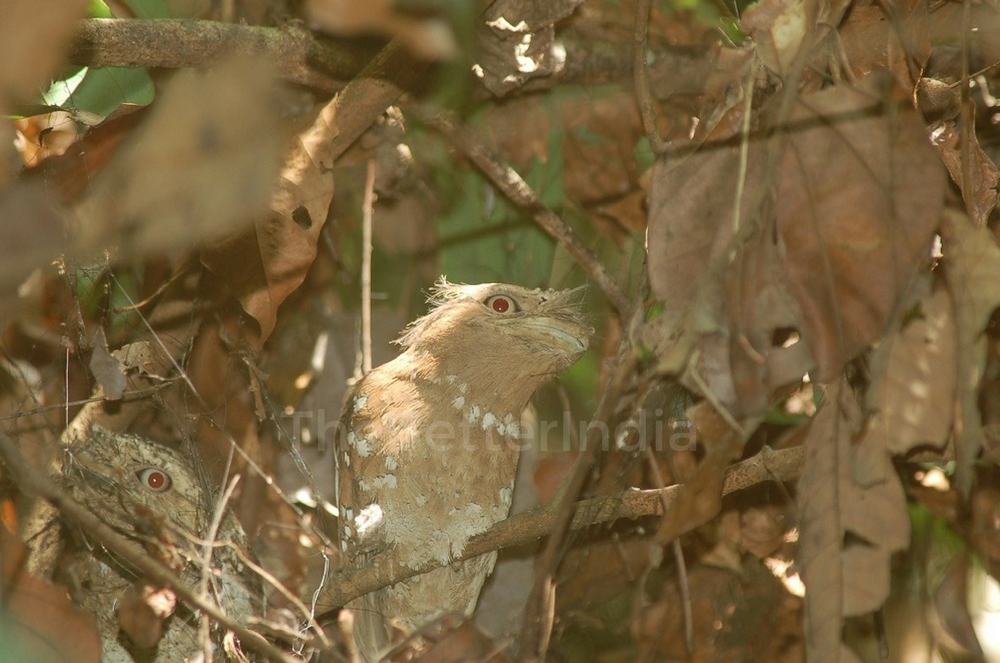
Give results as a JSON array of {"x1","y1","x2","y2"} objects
[
  {"x1": 61, "y1": 424, "x2": 263, "y2": 662},
  {"x1": 336, "y1": 279, "x2": 591, "y2": 661}
]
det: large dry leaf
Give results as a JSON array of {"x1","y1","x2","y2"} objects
[
  {"x1": 777, "y1": 78, "x2": 946, "y2": 382},
  {"x1": 73, "y1": 58, "x2": 285, "y2": 259},
  {"x1": 941, "y1": 209, "x2": 1000, "y2": 494},
  {"x1": 202, "y1": 97, "x2": 338, "y2": 344},
  {"x1": 646, "y1": 77, "x2": 941, "y2": 414},
  {"x1": 798, "y1": 380, "x2": 910, "y2": 663},
  {"x1": 860, "y1": 287, "x2": 957, "y2": 466}
]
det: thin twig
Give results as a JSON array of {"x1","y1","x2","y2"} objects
[
  {"x1": 960, "y1": 0, "x2": 974, "y2": 226},
  {"x1": 416, "y1": 108, "x2": 630, "y2": 318},
  {"x1": 0, "y1": 386, "x2": 171, "y2": 421},
  {"x1": 200, "y1": 476, "x2": 241, "y2": 660},
  {"x1": 633, "y1": 0, "x2": 670, "y2": 154},
  {"x1": 644, "y1": 448, "x2": 693, "y2": 654},
  {"x1": 731, "y1": 67, "x2": 755, "y2": 235},
  {"x1": 0, "y1": 431, "x2": 301, "y2": 663}
]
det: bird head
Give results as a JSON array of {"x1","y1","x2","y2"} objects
[{"x1": 396, "y1": 279, "x2": 592, "y2": 395}]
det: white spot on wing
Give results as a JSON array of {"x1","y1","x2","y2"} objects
[
  {"x1": 355, "y1": 504, "x2": 384, "y2": 537},
  {"x1": 452, "y1": 396, "x2": 465, "y2": 409},
  {"x1": 385, "y1": 455, "x2": 397, "y2": 471},
  {"x1": 353, "y1": 394, "x2": 368, "y2": 412},
  {"x1": 371, "y1": 474, "x2": 397, "y2": 490},
  {"x1": 481, "y1": 412, "x2": 497, "y2": 431}
]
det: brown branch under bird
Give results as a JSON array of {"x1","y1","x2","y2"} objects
[{"x1": 336, "y1": 279, "x2": 592, "y2": 661}]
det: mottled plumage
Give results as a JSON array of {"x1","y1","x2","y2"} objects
[
  {"x1": 336, "y1": 279, "x2": 591, "y2": 661},
  {"x1": 61, "y1": 424, "x2": 263, "y2": 662}
]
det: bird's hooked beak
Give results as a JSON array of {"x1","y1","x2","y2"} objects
[{"x1": 510, "y1": 317, "x2": 590, "y2": 355}]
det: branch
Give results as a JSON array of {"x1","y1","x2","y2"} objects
[
  {"x1": 326, "y1": 38, "x2": 429, "y2": 163},
  {"x1": 416, "y1": 108, "x2": 631, "y2": 318},
  {"x1": 69, "y1": 18, "x2": 373, "y2": 89},
  {"x1": 315, "y1": 445, "x2": 802, "y2": 612},
  {"x1": 0, "y1": 431, "x2": 304, "y2": 663},
  {"x1": 68, "y1": 20, "x2": 716, "y2": 94}
]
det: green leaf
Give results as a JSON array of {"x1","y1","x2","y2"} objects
[
  {"x1": 88, "y1": 0, "x2": 113, "y2": 17},
  {"x1": 44, "y1": 66, "x2": 155, "y2": 125}
]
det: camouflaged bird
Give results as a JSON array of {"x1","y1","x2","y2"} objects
[
  {"x1": 60, "y1": 424, "x2": 264, "y2": 662},
  {"x1": 336, "y1": 279, "x2": 591, "y2": 661}
]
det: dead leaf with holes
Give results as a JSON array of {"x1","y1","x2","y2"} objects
[
  {"x1": 474, "y1": 0, "x2": 584, "y2": 96},
  {"x1": 798, "y1": 379, "x2": 910, "y2": 663},
  {"x1": 941, "y1": 209, "x2": 1000, "y2": 494},
  {"x1": 645, "y1": 76, "x2": 943, "y2": 415},
  {"x1": 202, "y1": 96, "x2": 338, "y2": 345}
]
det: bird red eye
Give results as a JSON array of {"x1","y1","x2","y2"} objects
[
  {"x1": 487, "y1": 295, "x2": 515, "y2": 313},
  {"x1": 136, "y1": 468, "x2": 171, "y2": 492}
]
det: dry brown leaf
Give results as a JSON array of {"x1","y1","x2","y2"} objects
[
  {"x1": 928, "y1": 116, "x2": 1000, "y2": 227},
  {"x1": 647, "y1": 77, "x2": 942, "y2": 414},
  {"x1": 652, "y1": 402, "x2": 743, "y2": 544},
  {"x1": 202, "y1": 97, "x2": 338, "y2": 344},
  {"x1": 475, "y1": 0, "x2": 584, "y2": 96},
  {"x1": 941, "y1": 209, "x2": 1000, "y2": 494},
  {"x1": 741, "y1": 0, "x2": 809, "y2": 80},
  {"x1": 73, "y1": 57, "x2": 285, "y2": 260},
  {"x1": 838, "y1": 0, "x2": 930, "y2": 91},
  {"x1": 117, "y1": 583, "x2": 178, "y2": 649},
  {"x1": 777, "y1": 77, "x2": 946, "y2": 382},
  {"x1": 726, "y1": 222, "x2": 815, "y2": 413},
  {"x1": 860, "y1": 287, "x2": 957, "y2": 466},
  {"x1": 798, "y1": 380, "x2": 910, "y2": 663},
  {"x1": 88, "y1": 327, "x2": 126, "y2": 400}
]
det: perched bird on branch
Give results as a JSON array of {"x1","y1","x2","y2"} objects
[
  {"x1": 337, "y1": 279, "x2": 591, "y2": 661},
  {"x1": 60, "y1": 424, "x2": 263, "y2": 662}
]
